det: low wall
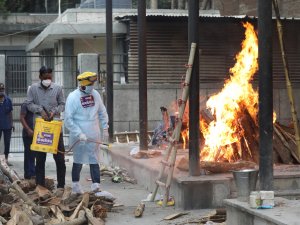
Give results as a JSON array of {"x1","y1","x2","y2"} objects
[{"x1": 113, "y1": 83, "x2": 299, "y2": 132}]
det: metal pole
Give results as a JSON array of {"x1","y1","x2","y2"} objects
[
  {"x1": 106, "y1": 0, "x2": 114, "y2": 141},
  {"x1": 58, "y1": 0, "x2": 61, "y2": 16},
  {"x1": 138, "y1": 0, "x2": 148, "y2": 150},
  {"x1": 188, "y1": 0, "x2": 200, "y2": 176},
  {"x1": 258, "y1": 0, "x2": 273, "y2": 190}
]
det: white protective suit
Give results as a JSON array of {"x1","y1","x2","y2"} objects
[{"x1": 64, "y1": 88, "x2": 108, "y2": 164}]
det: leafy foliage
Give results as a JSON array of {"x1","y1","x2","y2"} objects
[{"x1": 0, "y1": 0, "x2": 8, "y2": 13}]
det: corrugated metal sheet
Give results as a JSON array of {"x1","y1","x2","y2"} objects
[{"x1": 127, "y1": 19, "x2": 300, "y2": 86}]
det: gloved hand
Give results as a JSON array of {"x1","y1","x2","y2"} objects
[
  {"x1": 41, "y1": 110, "x2": 49, "y2": 121},
  {"x1": 79, "y1": 133, "x2": 87, "y2": 142},
  {"x1": 103, "y1": 128, "x2": 109, "y2": 143}
]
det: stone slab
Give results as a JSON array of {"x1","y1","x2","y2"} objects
[
  {"x1": 224, "y1": 197, "x2": 300, "y2": 225},
  {"x1": 99, "y1": 143, "x2": 300, "y2": 209}
]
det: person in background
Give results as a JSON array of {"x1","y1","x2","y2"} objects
[
  {"x1": 20, "y1": 87, "x2": 36, "y2": 179},
  {"x1": 26, "y1": 66, "x2": 66, "y2": 189},
  {"x1": 0, "y1": 83, "x2": 14, "y2": 166},
  {"x1": 64, "y1": 71, "x2": 109, "y2": 194}
]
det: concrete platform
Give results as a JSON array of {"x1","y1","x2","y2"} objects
[
  {"x1": 99, "y1": 143, "x2": 300, "y2": 209},
  {"x1": 224, "y1": 197, "x2": 300, "y2": 225}
]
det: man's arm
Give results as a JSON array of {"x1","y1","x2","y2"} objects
[
  {"x1": 26, "y1": 86, "x2": 43, "y2": 114},
  {"x1": 50, "y1": 86, "x2": 65, "y2": 117},
  {"x1": 20, "y1": 110, "x2": 34, "y2": 136},
  {"x1": 64, "y1": 93, "x2": 83, "y2": 138}
]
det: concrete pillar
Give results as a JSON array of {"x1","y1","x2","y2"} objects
[
  {"x1": 77, "y1": 53, "x2": 99, "y2": 74},
  {"x1": 0, "y1": 55, "x2": 5, "y2": 85},
  {"x1": 62, "y1": 39, "x2": 75, "y2": 90}
]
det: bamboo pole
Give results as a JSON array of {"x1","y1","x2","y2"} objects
[
  {"x1": 272, "y1": 0, "x2": 300, "y2": 159},
  {"x1": 150, "y1": 43, "x2": 197, "y2": 205}
]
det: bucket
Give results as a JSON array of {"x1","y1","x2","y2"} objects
[
  {"x1": 232, "y1": 169, "x2": 259, "y2": 201},
  {"x1": 31, "y1": 118, "x2": 62, "y2": 154}
]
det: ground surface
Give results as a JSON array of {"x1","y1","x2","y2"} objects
[{"x1": 8, "y1": 153, "x2": 213, "y2": 225}]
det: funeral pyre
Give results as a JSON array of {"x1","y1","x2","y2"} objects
[{"x1": 178, "y1": 22, "x2": 300, "y2": 169}]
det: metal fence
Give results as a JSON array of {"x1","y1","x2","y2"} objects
[
  {"x1": 5, "y1": 55, "x2": 78, "y2": 153},
  {"x1": 5, "y1": 53, "x2": 128, "y2": 153}
]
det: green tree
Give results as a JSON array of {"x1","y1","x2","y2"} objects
[{"x1": 0, "y1": 0, "x2": 7, "y2": 13}]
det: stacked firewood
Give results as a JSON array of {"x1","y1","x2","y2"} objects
[
  {"x1": 200, "y1": 108, "x2": 300, "y2": 165},
  {"x1": 0, "y1": 160, "x2": 113, "y2": 225}
]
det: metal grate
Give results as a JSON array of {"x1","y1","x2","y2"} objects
[{"x1": 5, "y1": 55, "x2": 78, "y2": 153}]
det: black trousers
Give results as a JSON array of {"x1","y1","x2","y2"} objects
[
  {"x1": 35, "y1": 133, "x2": 66, "y2": 188},
  {"x1": 23, "y1": 135, "x2": 36, "y2": 179},
  {"x1": 72, "y1": 163, "x2": 100, "y2": 183},
  {"x1": 0, "y1": 129, "x2": 12, "y2": 157}
]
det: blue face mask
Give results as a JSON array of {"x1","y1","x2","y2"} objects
[{"x1": 84, "y1": 85, "x2": 94, "y2": 94}]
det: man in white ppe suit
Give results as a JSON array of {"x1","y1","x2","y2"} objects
[{"x1": 64, "y1": 72, "x2": 109, "y2": 194}]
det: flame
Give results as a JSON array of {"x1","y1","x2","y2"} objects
[{"x1": 200, "y1": 22, "x2": 259, "y2": 162}]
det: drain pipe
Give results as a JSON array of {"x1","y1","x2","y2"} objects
[{"x1": 258, "y1": 0, "x2": 274, "y2": 190}]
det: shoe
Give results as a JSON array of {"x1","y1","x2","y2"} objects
[
  {"x1": 91, "y1": 183, "x2": 101, "y2": 192},
  {"x1": 72, "y1": 182, "x2": 83, "y2": 194},
  {"x1": 54, "y1": 188, "x2": 65, "y2": 197}
]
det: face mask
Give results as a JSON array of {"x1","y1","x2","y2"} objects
[
  {"x1": 84, "y1": 85, "x2": 94, "y2": 94},
  {"x1": 42, "y1": 79, "x2": 51, "y2": 87}
]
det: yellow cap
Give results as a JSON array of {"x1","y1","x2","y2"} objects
[{"x1": 77, "y1": 72, "x2": 97, "y2": 86}]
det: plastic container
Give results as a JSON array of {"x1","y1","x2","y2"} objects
[
  {"x1": 31, "y1": 118, "x2": 62, "y2": 154},
  {"x1": 249, "y1": 191, "x2": 261, "y2": 208},
  {"x1": 232, "y1": 169, "x2": 259, "y2": 202}
]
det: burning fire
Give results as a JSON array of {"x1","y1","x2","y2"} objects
[
  {"x1": 200, "y1": 22, "x2": 259, "y2": 162},
  {"x1": 176, "y1": 22, "x2": 265, "y2": 161}
]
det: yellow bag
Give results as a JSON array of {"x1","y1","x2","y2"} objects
[{"x1": 31, "y1": 118, "x2": 62, "y2": 154}]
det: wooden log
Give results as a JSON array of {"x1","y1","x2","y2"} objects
[
  {"x1": 0, "y1": 158, "x2": 20, "y2": 182},
  {"x1": 92, "y1": 204, "x2": 107, "y2": 219},
  {"x1": 274, "y1": 124, "x2": 300, "y2": 163},
  {"x1": 35, "y1": 185, "x2": 52, "y2": 201},
  {"x1": 200, "y1": 109, "x2": 214, "y2": 124},
  {"x1": 200, "y1": 160, "x2": 257, "y2": 173},
  {"x1": 177, "y1": 157, "x2": 257, "y2": 173},
  {"x1": 240, "y1": 137, "x2": 252, "y2": 161},
  {"x1": 6, "y1": 211, "x2": 33, "y2": 225},
  {"x1": 231, "y1": 142, "x2": 240, "y2": 162},
  {"x1": 61, "y1": 186, "x2": 72, "y2": 202},
  {"x1": 53, "y1": 210, "x2": 86, "y2": 225},
  {"x1": 0, "y1": 216, "x2": 7, "y2": 224},
  {"x1": 215, "y1": 208, "x2": 226, "y2": 215},
  {"x1": 134, "y1": 203, "x2": 145, "y2": 218},
  {"x1": 0, "y1": 203, "x2": 11, "y2": 217},
  {"x1": 83, "y1": 207, "x2": 105, "y2": 225},
  {"x1": 10, "y1": 181, "x2": 49, "y2": 217},
  {"x1": 0, "y1": 183, "x2": 9, "y2": 195},
  {"x1": 50, "y1": 205, "x2": 66, "y2": 223},
  {"x1": 69, "y1": 192, "x2": 89, "y2": 220},
  {"x1": 238, "y1": 108, "x2": 259, "y2": 163},
  {"x1": 273, "y1": 127, "x2": 293, "y2": 163}
]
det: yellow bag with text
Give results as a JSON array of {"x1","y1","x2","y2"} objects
[{"x1": 31, "y1": 118, "x2": 62, "y2": 154}]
